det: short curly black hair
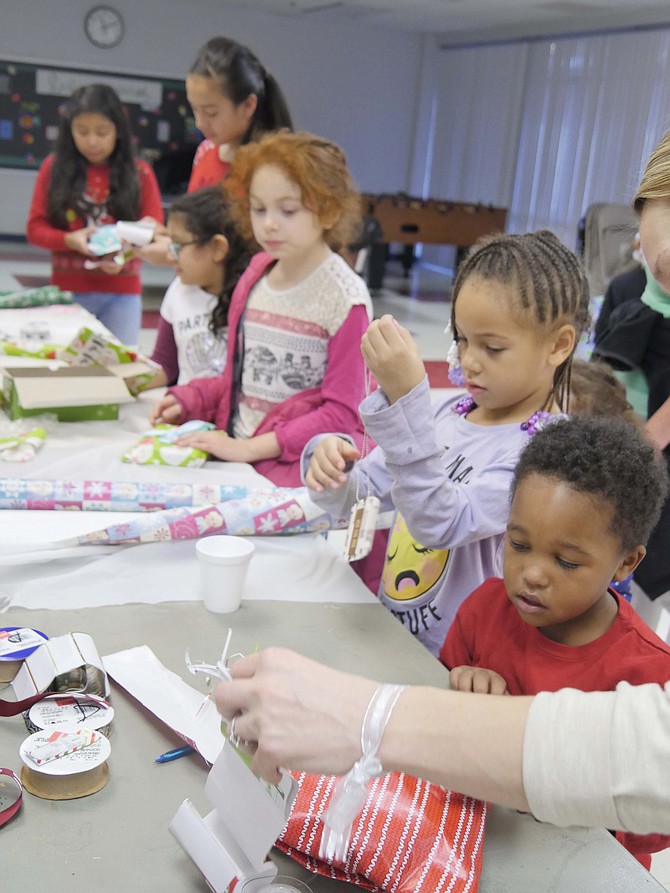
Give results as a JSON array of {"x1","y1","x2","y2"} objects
[{"x1": 511, "y1": 415, "x2": 668, "y2": 551}]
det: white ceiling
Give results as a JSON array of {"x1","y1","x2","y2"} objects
[{"x1": 220, "y1": 0, "x2": 670, "y2": 44}]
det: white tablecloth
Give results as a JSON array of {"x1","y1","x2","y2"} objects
[
  {"x1": 0, "y1": 389, "x2": 375, "y2": 611},
  {"x1": 0, "y1": 302, "x2": 111, "y2": 352}
]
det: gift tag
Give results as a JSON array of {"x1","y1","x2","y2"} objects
[{"x1": 343, "y1": 496, "x2": 380, "y2": 562}]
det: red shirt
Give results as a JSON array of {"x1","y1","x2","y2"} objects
[
  {"x1": 441, "y1": 577, "x2": 670, "y2": 864},
  {"x1": 26, "y1": 155, "x2": 164, "y2": 295},
  {"x1": 187, "y1": 144, "x2": 230, "y2": 192}
]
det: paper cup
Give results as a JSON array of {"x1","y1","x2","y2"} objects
[
  {"x1": 196, "y1": 536, "x2": 254, "y2": 614},
  {"x1": 116, "y1": 220, "x2": 155, "y2": 246}
]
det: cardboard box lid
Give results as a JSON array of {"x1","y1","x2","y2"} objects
[
  {"x1": 3, "y1": 365, "x2": 135, "y2": 409},
  {"x1": 106, "y1": 361, "x2": 158, "y2": 382}
]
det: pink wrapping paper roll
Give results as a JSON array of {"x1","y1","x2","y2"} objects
[
  {"x1": 0, "y1": 478, "x2": 263, "y2": 512},
  {"x1": 76, "y1": 487, "x2": 348, "y2": 545}
]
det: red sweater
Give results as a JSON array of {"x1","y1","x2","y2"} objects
[
  {"x1": 26, "y1": 155, "x2": 164, "y2": 295},
  {"x1": 187, "y1": 145, "x2": 230, "y2": 191},
  {"x1": 441, "y1": 577, "x2": 670, "y2": 865},
  {"x1": 167, "y1": 253, "x2": 368, "y2": 486}
]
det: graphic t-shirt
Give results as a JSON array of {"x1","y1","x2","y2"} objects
[
  {"x1": 304, "y1": 383, "x2": 553, "y2": 655},
  {"x1": 233, "y1": 252, "x2": 371, "y2": 439},
  {"x1": 159, "y1": 277, "x2": 227, "y2": 384}
]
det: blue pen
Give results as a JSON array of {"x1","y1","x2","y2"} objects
[{"x1": 154, "y1": 744, "x2": 196, "y2": 764}]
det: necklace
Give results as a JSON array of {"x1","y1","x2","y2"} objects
[{"x1": 451, "y1": 394, "x2": 552, "y2": 434}]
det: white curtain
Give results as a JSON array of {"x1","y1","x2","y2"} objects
[{"x1": 423, "y1": 27, "x2": 670, "y2": 252}]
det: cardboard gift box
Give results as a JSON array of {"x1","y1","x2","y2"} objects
[
  {"x1": 1, "y1": 365, "x2": 135, "y2": 421},
  {"x1": 59, "y1": 327, "x2": 161, "y2": 395}
]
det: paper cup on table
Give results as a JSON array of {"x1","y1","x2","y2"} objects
[{"x1": 196, "y1": 536, "x2": 254, "y2": 614}]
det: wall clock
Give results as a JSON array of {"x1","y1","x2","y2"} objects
[{"x1": 84, "y1": 6, "x2": 125, "y2": 49}]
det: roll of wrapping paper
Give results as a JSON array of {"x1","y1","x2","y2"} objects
[
  {"x1": 76, "y1": 487, "x2": 347, "y2": 545},
  {"x1": 0, "y1": 478, "x2": 269, "y2": 511}
]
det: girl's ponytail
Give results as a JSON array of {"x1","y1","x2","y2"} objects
[
  {"x1": 190, "y1": 37, "x2": 293, "y2": 145},
  {"x1": 256, "y1": 70, "x2": 293, "y2": 135}
]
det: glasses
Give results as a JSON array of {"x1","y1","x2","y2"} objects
[{"x1": 167, "y1": 238, "x2": 204, "y2": 260}]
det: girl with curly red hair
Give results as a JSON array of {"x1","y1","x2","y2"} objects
[{"x1": 149, "y1": 130, "x2": 372, "y2": 486}]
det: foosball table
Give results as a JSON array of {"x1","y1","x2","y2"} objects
[{"x1": 359, "y1": 193, "x2": 507, "y2": 288}]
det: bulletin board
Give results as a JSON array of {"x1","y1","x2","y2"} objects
[{"x1": 0, "y1": 59, "x2": 202, "y2": 170}]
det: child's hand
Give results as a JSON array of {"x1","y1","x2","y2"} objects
[
  {"x1": 305, "y1": 435, "x2": 360, "y2": 493},
  {"x1": 361, "y1": 315, "x2": 425, "y2": 404},
  {"x1": 139, "y1": 215, "x2": 167, "y2": 235},
  {"x1": 136, "y1": 233, "x2": 171, "y2": 266},
  {"x1": 449, "y1": 666, "x2": 509, "y2": 696},
  {"x1": 149, "y1": 394, "x2": 183, "y2": 425},
  {"x1": 64, "y1": 226, "x2": 98, "y2": 256},
  {"x1": 98, "y1": 258, "x2": 123, "y2": 274},
  {"x1": 176, "y1": 430, "x2": 249, "y2": 462}
]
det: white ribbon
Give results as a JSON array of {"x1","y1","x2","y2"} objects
[{"x1": 319, "y1": 682, "x2": 405, "y2": 862}]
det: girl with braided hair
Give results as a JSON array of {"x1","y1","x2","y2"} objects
[
  {"x1": 145, "y1": 186, "x2": 252, "y2": 388},
  {"x1": 305, "y1": 230, "x2": 591, "y2": 656}
]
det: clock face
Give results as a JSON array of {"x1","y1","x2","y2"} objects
[{"x1": 84, "y1": 6, "x2": 125, "y2": 48}]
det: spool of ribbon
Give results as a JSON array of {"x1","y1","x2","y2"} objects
[
  {"x1": 0, "y1": 627, "x2": 49, "y2": 683},
  {"x1": 0, "y1": 768, "x2": 22, "y2": 827},
  {"x1": 19, "y1": 728, "x2": 111, "y2": 800},
  {"x1": 23, "y1": 693, "x2": 114, "y2": 738},
  {"x1": 0, "y1": 633, "x2": 109, "y2": 718}
]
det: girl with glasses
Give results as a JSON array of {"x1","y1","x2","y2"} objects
[{"x1": 144, "y1": 186, "x2": 251, "y2": 389}]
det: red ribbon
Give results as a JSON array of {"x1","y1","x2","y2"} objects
[
  {"x1": 0, "y1": 768, "x2": 22, "y2": 828},
  {"x1": 0, "y1": 691, "x2": 53, "y2": 718}
]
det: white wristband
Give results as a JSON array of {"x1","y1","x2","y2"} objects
[{"x1": 320, "y1": 682, "x2": 405, "y2": 862}]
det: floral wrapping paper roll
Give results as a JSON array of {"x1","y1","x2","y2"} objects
[
  {"x1": 77, "y1": 487, "x2": 347, "y2": 545},
  {"x1": 0, "y1": 478, "x2": 267, "y2": 512}
]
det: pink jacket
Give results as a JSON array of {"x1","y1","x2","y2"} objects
[{"x1": 167, "y1": 252, "x2": 369, "y2": 486}]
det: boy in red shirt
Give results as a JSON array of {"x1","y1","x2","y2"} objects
[{"x1": 441, "y1": 414, "x2": 670, "y2": 869}]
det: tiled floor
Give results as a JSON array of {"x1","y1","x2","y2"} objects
[{"x1": 1, "y1": 240, "x2": 670, "y2": 888}]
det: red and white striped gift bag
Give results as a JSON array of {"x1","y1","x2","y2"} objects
[{"x1": 276, "y1": 771, "x2": 487, "y2": 893}]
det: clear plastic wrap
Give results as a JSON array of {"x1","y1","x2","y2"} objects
[{"x1": 0, "y1": 414, "x2": 55, "y2": 462}]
